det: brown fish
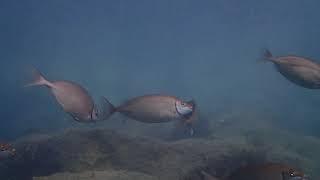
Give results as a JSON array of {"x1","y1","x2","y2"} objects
[
  {"x1": 228, "y1": 163, "x2": 306, "y2": 180},
  {"x1": 0, "y1": 143, "x2": 16, "y2": 159},
  {"x1": 101, "y1": 94, "x2": 197, "y2": 135},
  {"x1": 26, "y1": 68, "x2": 100, "y2": 123},
  {"x1": 264, "y1": 49, "x2": 320, "y2": 89}
]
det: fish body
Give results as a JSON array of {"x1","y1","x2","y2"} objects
[
  {"x1": 228, "y1": 163, "x2": 306, "y2": 180},
  {"x1": 0, "y1": 143, "x2": 16, "y2": 159},
  {"x1": 50, "y1": 81, "x2": 96, "y2": 120},
  {"x1": 26, "y1": 68, "x2": 99, "y2": 122},
  {"x1": 264, "y1": 50, "x2": 320, "y2": 89},
  {"x1": 101, "y1": 94, "x2": 196, "y2": 135},
  {"x1": 116, "y1": 95, "x2": 188, "y2": 123}
]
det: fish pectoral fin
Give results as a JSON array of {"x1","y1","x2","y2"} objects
[
  {"x1": 189, "y1": 126, "x2": 195, "y2": 136},
  {"x1": 174, "y1": 121, "x2": 195, "y2": 136},
  {"x1": 185, "y1": 123, "x2": 195, "y2": 136}
]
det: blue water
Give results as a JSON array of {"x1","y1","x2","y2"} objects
[{"x1": 1, "y1": 0, "x2": 320, "y2": 178}]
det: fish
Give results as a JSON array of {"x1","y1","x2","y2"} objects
[
  {"x1": 200, "y1": 163, "x2": 306, "y2": 180},
  {"x1": 263, "y1": 49, "x2": 320, "y2": 89},
  {"x1": 26, "y1": 68, "x2": 101, "y2": 123},
  {"x1": 101, "y1": 94, "x2": 197, "y2": 135},
  {"x1": 228, "y1": 163, "x2": 306, "y2": 180},
  {"x1": 0, "y1": 143, "x2": 16, "y2": 159}
]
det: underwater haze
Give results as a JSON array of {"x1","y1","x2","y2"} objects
[
  {"x1": 2, "y1": 0, "x2": 320, "y2": 139},
  {"x1": 1, "y1": 0, "x2": 320, "y2": 151},
  {"x1": 0, "y1": 0, "x2": 318, "y2": 138},
  {"x1": 3, "y1": 0, "x2": 320, "y2": 179}
]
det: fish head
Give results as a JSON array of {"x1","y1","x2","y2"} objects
[
  {"x1": 0, "y1": 143, "x2": 16, "y2": 159},
  {"x1": 175, "y1": 99, "x2": 194, "y2": 118},
  {"x1": 282, "y1": 168, "x2": 306, "y2": 180}
]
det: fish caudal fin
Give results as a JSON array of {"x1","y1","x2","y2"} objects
[
  {"x1": 25, "y1": 67, "x2": 52, "y2": 88},
  {"x1": 264, "y1": 49, "x2": 273, "y2": 59},
  {"x1": 261, "y1": 49, "x2": 277, "y2": 62},
  {"x1": 257, "y1": 49, "x2": 275, "y2": 63},
  {"x1": 99, "y1": 96, "x2": 116, "y2": 120}
]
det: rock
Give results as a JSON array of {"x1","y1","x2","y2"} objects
[
  {"x1": 33, "y1": 170, "x2": 157, "y2": 180},
  {"x1": 0, "y1": 127, "x2": 313, "y2": 180}
]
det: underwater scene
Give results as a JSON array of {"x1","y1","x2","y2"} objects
[{"x1": 1, "y1": 0, "x2": 320, "y2": 179}]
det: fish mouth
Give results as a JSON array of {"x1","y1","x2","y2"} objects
[
  {"x1": 186, "y1": 100, "x2": 196, "y2": 116},
  {"x1": 187, "y1": 100, "x2": 196, "y2": 111}
]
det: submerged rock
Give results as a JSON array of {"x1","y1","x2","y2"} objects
[
  {"x1": 33, "y1": 170, "x2": 157, "y2": 180},
  {"x1": 0, "y1": 127, "x2": 313, "y2": 180}
]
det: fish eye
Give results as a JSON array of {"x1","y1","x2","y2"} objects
[{"x1": 181, "y1": 102, "x2": 186, "y2": 106}]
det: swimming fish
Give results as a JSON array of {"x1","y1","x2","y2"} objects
[
  {"x1": 101, "y1": 94, "x2": 197, "y2": 135},
  {"x1": 26, "y1": 68, "x2": 101, "y2": 123},
  {"x1": 0, "y1": 143, "x2": 16, "y2": 159},
  {"x1": 201, "y1": 163, "x2": 307, "y2": 180},
  {"x1": 263, "y1": 49, "x2": 320, "y2": 89}
]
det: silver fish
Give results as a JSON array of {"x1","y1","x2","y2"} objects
[
  {"x1": 26, "y1": 68, "x2": 100, "y2": 122},
  {"x1": 101, "y1": 94, "x2": 197, "y2": 135},
  {"x1": 264, "y1": 49, "x2": 320, "y2": 89},
  {"x1": 200, "y1": 163, "x2": 307, "y2": 180}
]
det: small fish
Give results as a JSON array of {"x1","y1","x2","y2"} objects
[
  {"x1": 263, "y1": 49, "x2": 320, "y2": 89},
  {"x1": 201, "y1": 163, "x2": 308, "y2": 180},
  {"x1": 201, "y1": 163, "x2": 306, "y2": 180},
  {"x1": 228, "y1": 163, "x2": 306, "y2": 180},
  {"x1": 26, "y1": 68, "x2": 101, "y2": 123},
  {"x1": 101, "y1": 94, "x2": 197, "y2": 135},
  {"x1": 0, "y1": 143, "x2": 16, "y2": 159}
]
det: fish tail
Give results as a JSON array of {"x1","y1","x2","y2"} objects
[
  {"x1": 25, "y1": 67, "x2": 52, "y2": 88},
  {"x1": 264, "y1": 49, "x2": 273, "y2": 58},
  {"x1": 256, "y1": 49, "x2": 275, "y2": 63},
  {"x1": 99, "y1": 96, "x2": 116, "y2": 120},
  {"x1": 261, "y1": 49, "x2": 275, "y2": 62}
]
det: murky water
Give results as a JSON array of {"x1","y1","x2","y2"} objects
[{"x1": 1, "y1": 0, "x2": 320, "y2": 179}]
